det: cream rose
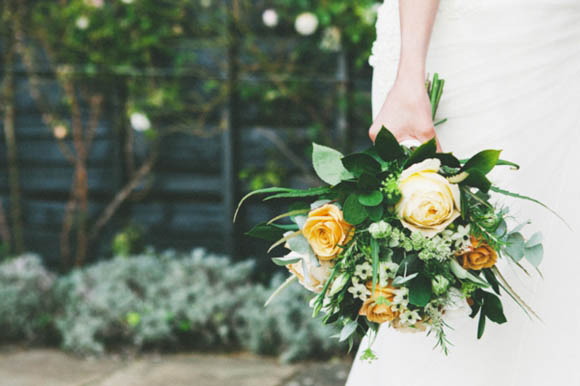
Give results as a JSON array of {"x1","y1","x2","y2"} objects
[
  {"x1": 396, "y1": 158, "x2": 461, "y2": 238},
  {"x1": 286, "y1": 251, "x2": 333, "y2": 293},
  {"x1": 303, "y1": 204, "x2": 353, "y2": 260}
]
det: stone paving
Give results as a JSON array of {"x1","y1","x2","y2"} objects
[{"x1": 0, "y1": 348, "x2": 352, "y2": 386}]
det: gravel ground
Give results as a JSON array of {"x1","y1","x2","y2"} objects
[{"x1": 0, "y1": 348, "x2": 352, "y2": 386}]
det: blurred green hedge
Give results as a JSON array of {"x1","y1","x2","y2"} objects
[{"x1": 0, "y1": 249, "x2": 349, "y2": 362}]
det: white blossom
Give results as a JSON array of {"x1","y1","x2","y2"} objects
[
  {"x1": 262, "y1": 9, "x2": 279, "y2": 28},
  {"x1": 320, "y1": 26, "x2": 342, "y2": 52},
  {"x1": 354, "y1": 262, "x2": 372, "y2": 281},
  {"x1": 295, "y1": 12, "x2": 318, "y2": 36},
  {"x1": 130, "y1": 112, "x2": 151, "y2": 132},
  {"x1": 393, "y1": 287, "x2": 409, "y2": 307},
  {"x1": 348, "y1": 282, "x2": 370, "y2": 301},
  {"x1": 76, "y1": 16, "x2": 90, "y2": 30},
  {"x1": 400, "y1": 310, "x2": 422, "y2": 326}
]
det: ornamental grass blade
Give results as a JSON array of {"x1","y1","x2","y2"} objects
[
  {"x1": 264, "y1": 275, "x2": 297, "y2": 307},
  {"x1": 267, "y1": 209, "x2": 310, "y2": 225},
  {"x1": 267, "y1": 230, "x2": 301, "y2": 253},
  {"x1": 233, "y1": 187, "x2": 292, "y2": 222},
  {"x1": 492, "y1": 266, "x2": 542, "y2": 321},
  {"x1": 490, "y1": 186, "x2": 571, "y2": 230}
]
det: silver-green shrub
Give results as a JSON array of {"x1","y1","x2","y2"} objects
[
  {"x1": 2, "y1": 249, "x2": 345, "y2": 361},
  {"x1": 0, "y1": 254, "x2": 55, "y2": 342}
]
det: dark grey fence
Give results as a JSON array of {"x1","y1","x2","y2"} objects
[{"x1": 0, "y1": 32, "x2": 373, "y2": 269}]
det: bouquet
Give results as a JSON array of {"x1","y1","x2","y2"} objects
[{"x1": 235, "y1": 74, "x2": 555, "y2": 358}]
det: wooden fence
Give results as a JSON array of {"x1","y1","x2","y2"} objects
[{"x1": 0, "y1": 31, "x2": 373, "y2": 268}]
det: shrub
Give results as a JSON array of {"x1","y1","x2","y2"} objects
[
  {"x1": 51, "y1": 248, "x2": 345, "y2": 360},
  {"x1": 0, "y1": 254, "x2": 56, "y2": 342}
]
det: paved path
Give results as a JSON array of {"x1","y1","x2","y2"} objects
[{"x1": 0, "y1": 348, "x2": 351, "y2": 386}]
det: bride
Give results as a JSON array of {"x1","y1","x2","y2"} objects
[{"x1": 347, "y1": 1, "x2": 580, "y2": 385}]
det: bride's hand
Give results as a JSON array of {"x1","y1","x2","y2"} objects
[{"x1": 368, "y1": 77, "x2": 442, "y2": 151}]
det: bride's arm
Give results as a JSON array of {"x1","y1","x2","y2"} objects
[{"x1": 369, "y1": 0, "x2": 441, "y2": 148}]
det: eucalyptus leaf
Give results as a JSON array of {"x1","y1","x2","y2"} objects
[
  {"x1": 294, "y1": 215, "x2": 308, "y2": 230},
  {"x1": 272, "y1": 256, "x2": 302, "y2": 266},
  {"x1": 286, "y1": 234, "x2": 314, "y2": 257},
  {"x1": 504, "y1": 233, "x2": 525, "y2": 262},
  {"x1": 339, "y1": 321, "x2": 359, "y2": 342},
  {"x1": 311, "y1": 199, "x2": 332, "y2": 209},
  {"x1": 526, "y1": 232, "x2": 543, "y2": 248},
  {"x1": 392, "y1": 273, "x2": 419, "y2": 286},
  {"x1": 312, "y1": 143, "x2": 354, "y2": 185},
  {"x1": 525, "y1": 244, "x2": 544, "y2": 267}
]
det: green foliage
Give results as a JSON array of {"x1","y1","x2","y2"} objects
[
  {"x1": 343, "y1": 194, "x2": 367, "y2": 225},
  {"x1": 312, "y1": 143, "x2": 353, "y2": 185},
  {"x1": 461, "y1": 150, "x2": 502, "y2": 175},
  {"x1": 112, "y1": 224, "x2": 145, "y2": 257}
]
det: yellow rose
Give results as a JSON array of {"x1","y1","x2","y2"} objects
[
  {"x1": 303, "y1": 204, "x2": 354, "y2": 261},
  {"x1": 396, "y1": 158, "x2": 461, "y2": 238},
  {"x1": 359, "y1": 282, "x2": 399, "y2": 324}
]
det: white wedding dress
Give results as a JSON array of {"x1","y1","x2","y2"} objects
[{"x1": 347, "y1": 1, "x2": 580, "y2": 385}]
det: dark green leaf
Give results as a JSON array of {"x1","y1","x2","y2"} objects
[
  {"x1": 358, "y1": 190, "x2": 384, "y2": 207},
  {"x1": 312, "y1": 143, "x2": 354, "y2": 185},
  {"x1": 462, "y1": 169, "x2": 492, "y2": 192},
  {"x1": 403, "y1": 138, "x2": 437, "y2": 168},
  {"x1": 245, "y1": 223, "x2": 285, "y2": 242},
  {"x1": 374, "y1": 127, "x2": 404, "y2": 161},
  {"x1": 477, "y1": 308, "x2": 486, "y2": 339},
  {"x1": 482, "y1": 268, "x2": 501, "y2": 295},
  {"x1": 343, "y1": 194, "x2": 368, "y2": 225},
  {"x1": 461, "y1": 150, "x2": 502, "y2": 175},
  {"x1": 434, "y1": 153, "x2": 461, "y2": 168},
  {"x1": 496, "y1": 159, "x2": 520, "y2": 169},
  {"x1": 342, "y1": 153, "x2": 381, "y2": 177},
  {"x1": 482, "y1": 292, "x2": 507, "y2": 324},
  {"x1": 357, "y1": 173, "x2": 380, "y2": 191},
  {"x1": 366, "y1": 205, "x2": 384, "y2": 222},
  {"x1": 408, "y1": 275, "x2": 432, "y2": 307}
]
